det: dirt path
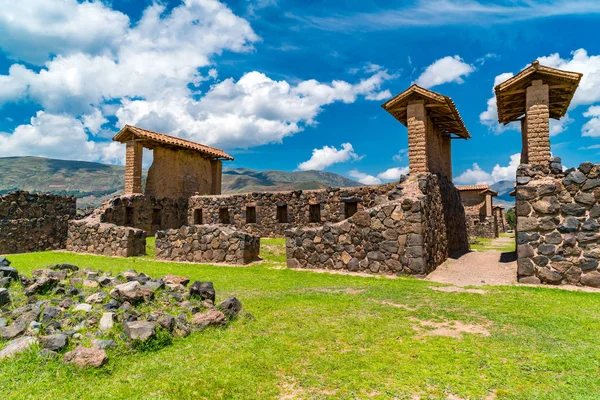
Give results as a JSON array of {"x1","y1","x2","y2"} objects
[{"x1": 427, "y1": 251, "x2": 517, "y2": 286}]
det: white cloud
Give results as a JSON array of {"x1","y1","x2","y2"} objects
[
  {"x1": 0, "y1": 111, "x2": 123, "y2": 164},
  {"x1": 454, "y1": 153, "x2": 521, "y2": 185},
  {"x1": 297, "y1": 0, "x2": 600, "y2": 32},
  {"x1": 583, "y1": 106, "x2": 600, "y2": 137},
  {"x1": 550, "y1": 113, "x2": 573, "y2": 137},
  {"x1": 114, "y1": 70, "x2": 394, "y2": 149},
  {"x1": 392, "y1": 149, "x2": 408, "y2": 162},
  {"x1": 297, "y1": 143, "x2": 361, "y2": 171},
  {"x1": 0, "y1": 0, "x2": 130, "y2": 64},
  {"x1": 415, "y1": 55, "x2": 474, "y2": 88},
  {"x1": 348, "y1": 170, "x2": 382, "y2": 185},
  {"x1": 479, "y1": 72, "x2": 515, "y2": 133},
  {"x1": 81, "y1": 108, "x2": 108, "y2": 135},
  {"x1": 377, "y1": 166, "x2": 409, "y2": 181}
]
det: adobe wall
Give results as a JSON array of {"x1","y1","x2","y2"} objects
[
  {"x1": 0, "y1": 191, "x2": 76, "y2": 254},
  {"x1": 145, "y1": 147, "x2": 221, "y2": 198},
  {"x1": 516, "y1": 158, "x2": 600, "y2": 287},
  {"x1": 285, "y1": 174, "x2": 468, "y2": 275},
  {"x1": 155, "y1": 225, "x2": 260, "y2": 264},
  {"x1": 67, "y1": 220, "x2": 146, "y2": 257},
  {"x1": 188, "y1": 182, "x2": 404, "y2": 238},
  {"x1": 98, "y1": 195, "x2": 188, "y2": 236}
]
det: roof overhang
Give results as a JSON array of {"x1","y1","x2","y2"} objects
[
  {"x1": 495, "y1": 61, "x2": 582, "y2": 125},
  {"x1": 381, "y1": 84, "x2": 470, "y2": 139},
  {"x1": 113, "y1": 125, "x2": 234, "y2": 161}
]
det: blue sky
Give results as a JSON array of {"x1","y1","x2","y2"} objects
[{"x1": 0, "y1": 0, "x2": 600, "y2": 185}]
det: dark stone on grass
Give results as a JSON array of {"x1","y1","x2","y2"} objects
[
  {"x1": 93, "y1": 339, "x2": 116, "y2": 350},
  {"x1": 219, "y1": 297, "x2": 243, "y2": 318},
  {"x1": 0, "y1": 320, "x2": 27, "y2": 340},
  {"x1": 158, "y1": 315, "x2": 175, "y2": 331},
  {"x1": 0, "y1": 266, "x2": 18, "y2": 281},
  {"x1": 0, "y1": 256, "x2": 10, "y2": 267},
  {"x1": 41, "y1": 306, "x2": 61, "y2": 324},
  {"x1": 50, "y1": 264, "x2": 79, "y2": 272},
  {"x1": 0, "y1": 288, "x2": 10, "y2": 307},
  {"x1": 102, "y1": 299, "x2": 120, "y2": 311},
  {"x1": 40, "y1": 333, "x2": 68, "y2": 351},
  {"x1": 189, "y1": 281, "x2": 215, "y2": 302}
]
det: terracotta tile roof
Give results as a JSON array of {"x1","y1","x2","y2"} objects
[
  {"x1": 381, "y1": 84, "x2": 470, "y2": 139},
  {"x1": 113, "y1": 125, "x2": 234, "y2": 160},
  {"x1": 457, "y1": 184, "x2": 490, "y2": 191},
  {"x1": 495, "y1": 61, "x2": 582, "y2": 125}
]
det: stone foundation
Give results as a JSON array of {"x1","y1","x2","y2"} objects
[
  {"x1": 285, "y1": 174, "x2": 468, "y2": 275},
  {"x1": 0, "y1": 191, "x2": 76, "y2": 254},
  {"x1": 188, "y1": 183, "x2": 403, "y2": 238},
  {"x1": 516, "y1": 158, "x2": 600, "y2": 286},
  {"x1": 155, "y1": 225, "x2": 260, "y2": 264},
  {"x1": 67, "y1": 220, "x2": 146, "y2": 257}
]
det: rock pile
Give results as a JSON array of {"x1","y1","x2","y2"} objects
[{"x1": 0, "y1": 257, "x2": 244, "y2": 366}]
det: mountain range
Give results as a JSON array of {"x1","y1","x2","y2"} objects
[{"x1": 0, "y1": 156, "x2": 361, "y2": 207}]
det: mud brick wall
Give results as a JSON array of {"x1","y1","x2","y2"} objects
[
  {"x1": 285, "y1": 174, "x2": 468, "y2": 276},
  {"x1": 188, "y1": 182, "x2": 403, "y2": 238},
  {"x1": 67, "y1": 219, "x2": 146, "y2": 257},
  {"x1": 516, "y1": 158, "x2": 600, "y2": 286},
  {"x1": 0, "y1": 191, "x2": 76, "y2": 254},
  {"x1": 155, "y1": 225, "x2": 260, "y2": 264},
  {"x1": 97, "y1": 195, "x2": 188, "y2": 236}
]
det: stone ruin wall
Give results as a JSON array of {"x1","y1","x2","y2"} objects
[
  {"x1": 187, "y1": 182, "x2": 403, "y2": 238},
  {"x1": 466, "y1": 216, "x2": 497, "y2": 239},
  {"x1": 155, "y1": 225, "x2": 260, "y2": 265},
  {"x1": 97, "y1": 195, "x2": 188, "y2": 236},
  {"x1": 516, "y1": 158, "x2": 600, "y2": 287},
  {"x1": 0, "y1": 191, "x2": 76, "y2": 254},
  {"x1": 66, "y1": 220, "x2": 146, "y2": 257},
  {"x1": 285, "y1": 174, "x2": 469, "y2": 275}
]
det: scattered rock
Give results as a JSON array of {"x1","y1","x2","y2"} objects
[
  {"x1": 219, "y1": 297, "x2": 242, "y2": 318},
  {"x1": 63, "y1": 346, "x2": 108, "y2": 368},
  {"x1": 124, "y1": 321, "x2": 156, "y2": 341},
  {"x1": 99, "y1": 313, "x2": 115, "y2": 331},
  {"x1": 0, "y1": 288, "x2": 10, "y2": 307},
  {"x1": 189, "y1": 281, "x2": 215, "y2": 302},
  {"x1": 92, "y1": 339, "x2": 116, "y2": 350},
  {"x1": 191, "y1": 310, "x2": 227, "y2": 328},
  {"x1": 40, "y1": 334, "x2": 68, "y2": 351},
  {"x1": 110, "y1": 281, "x2": 151, "y2": 303},
  {"x1": 163, "y1": 275, "x2": 190, "y2": 287},
  {"x1": 0, "y1": 336, "x2": 38, "y2": 360},
  {"x1": 74, "y1": 303, "x2": 92, "y2": 313}
]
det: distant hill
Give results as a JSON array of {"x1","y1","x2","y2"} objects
[
  {"x1": 0, "y1": 157, "x2": 361, "y2": 207},
  {"x1": 491, "y1": 180, "x2": 516, "y2": 208}
]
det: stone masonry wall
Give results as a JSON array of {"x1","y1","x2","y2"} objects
[
  {"x1": 155, "y1": 225, "x2": 260, "y2": 264},
  {"x1": 188, "y1": 182, "x2": 402, "y2": 238},
  {"x1": 98, "y1": 195, "x2": 188, "y2": 236},
  {"x1": 67, "y1": 219, "x2": 146, "y2": 257},
  {"x1": 516, "y1": 158, "x2": 600, "y2": 286},
  {"x1": 285, "y1": 174, "x2": 468, "y2": 275},
  {"x1": 0, "y1": 191, "x2": 76, "y2": 254},
  {"x1": 466, "y1": 215, "x2": 497, "y2": 239}
]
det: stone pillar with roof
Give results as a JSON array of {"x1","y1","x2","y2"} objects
[
  {"x1": 495, "y1": 60, "x2": 582, "y2": 167},
  {"x1": 382, "y1": 85, "x2": 469, "y2": 180}
]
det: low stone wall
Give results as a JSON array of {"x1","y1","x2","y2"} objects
[
  {"x1": 97, "y1": 195, "x2": 188, "y2": 236},
  {"x1": 466, "y1": 215, "x2": 497, "y2": 239},
  {"x1": 155, "y1": 225, "x2": 260, "y2": 264},
  {"x1": 66, "y1": 220, "x2": 146, "y2": 257},
  {"x1": 516, "y1": 158, "x2": 600, "y2": 286},
  {"x1": 285, "y1": 174, "x2": 468, "y2": 275},
  {"x1": 0, "y1": 191, "x2": 76, "y2": 254},
  {"x1": 188, "y1": 183, "x2": 403, "y2": 238}
]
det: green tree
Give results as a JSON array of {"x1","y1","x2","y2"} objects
[{"x1": 506, "y1": 208, "x2": 516, "y2": 230}]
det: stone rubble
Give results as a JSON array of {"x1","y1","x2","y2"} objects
[{"x1": 0, "y1": 258, "x2": 245, "y2": 367}]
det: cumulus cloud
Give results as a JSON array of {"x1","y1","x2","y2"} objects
[
  {"x1": 479, "y1": 72, "x2": 515, "y2": 133},
  {"x1": 583, "y1": 106, "x2": 600, "y2": 137},
  {"x1": 454, "y1": 153, "x2": 521, "y2": 185},
  {"x1": 0, "y1": 111, "x2": 123, "y2": 164},
  {"x1": 348, "y1": 170, "x2": 382, "y2": 185},
  {"x1": 415, "y1": 55, "x2": 474, "y2": 89},
  {"x1": 297, "y1": 143, "x2": 361, "y2": 171},
  {"x1": 114, "y1": 70, "x2": 394, "y2": 149},
  {"x1": 0, "y1": 0, "x2": 396, "y2": 161},
  {"x1": 377, "y1": 166, "x2": 409, "y2": 181},
  {"x1": 392, "y1": 149, "x2": 408, "y2": 162}
]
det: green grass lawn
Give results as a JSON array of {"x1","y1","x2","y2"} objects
[
  {"x1": 2, "y1": 238, "x2": 600, "y2": 399},
  {"x1": 471, "y1": 233, "x2": 516, "y2": 253}
]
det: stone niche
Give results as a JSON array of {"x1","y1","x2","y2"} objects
[
  {"x1": 515, "y1": 159, "x2": 600, "y2": 287},
  {"x1": 285, "y1": 173, "x2": 469, "y2": 276},
  {"x1": 0, "y1": 191, "x2": 76, "y2": 254},
  {"x1": 155, "y1": 225, "x2": 260, "y2": 264}
]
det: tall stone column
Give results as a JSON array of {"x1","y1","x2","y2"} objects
[
  {"x1": 125, "y1": 141, "x2": 143, "y2": 194},
  {"x1": 406, "y1": 101, "x2": 428, "y2": 174},
  {"x1": 525, "y1": 80, "x2": 551, "y2": 166}
]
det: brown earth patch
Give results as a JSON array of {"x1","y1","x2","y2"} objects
[
  {"x1": 410, "y1": 317, "x2": 490, "y2": 339},
  {"x1": 369, "y1": 299, "x2": 417, "y2": 311},
  {"x1": 430, "y1": 286, "x2": 487, "y2": 294}
]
